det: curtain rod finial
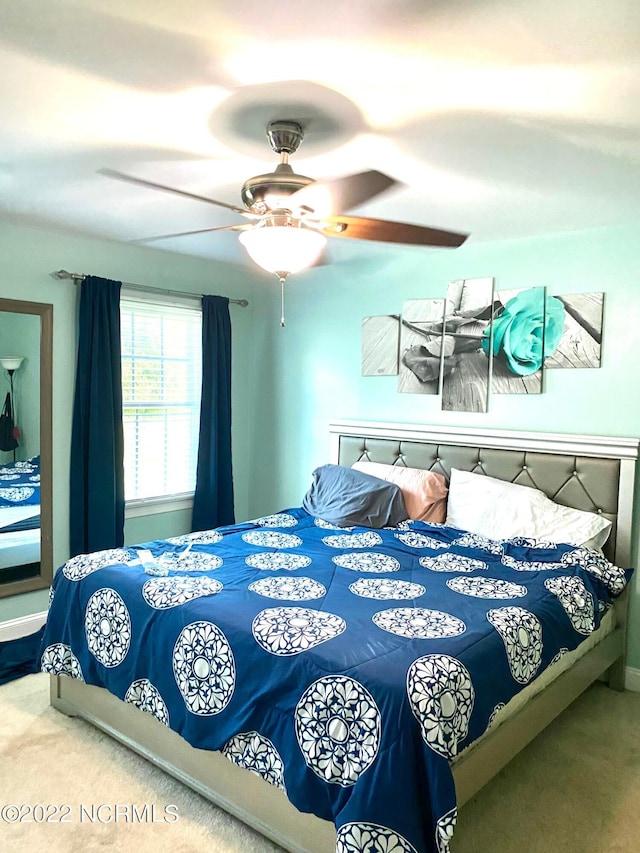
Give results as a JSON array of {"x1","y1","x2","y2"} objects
[{"x1": 51, "y1": 269, "x2": 85, "y2": 281}]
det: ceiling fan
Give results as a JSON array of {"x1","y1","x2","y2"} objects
[{"x1": 100, "y1": 121, "x2": 468, "y2": 323}]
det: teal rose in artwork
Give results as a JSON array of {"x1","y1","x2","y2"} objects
[{"x1": 481, "y1": 289, "x2": 565, "y2": 376}]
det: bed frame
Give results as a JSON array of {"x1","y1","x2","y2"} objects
[{"x1": 50, "y1": 422, "x2": 639, "y2": 852}]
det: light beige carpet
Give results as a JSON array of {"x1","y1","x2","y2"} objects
[{"x1": 1, "y1": 674, "x2": 639, "y2": 853}]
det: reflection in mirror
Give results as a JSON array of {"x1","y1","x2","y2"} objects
[{"x1": 0, "y1": 299, "x2": 52, "y2": 598}]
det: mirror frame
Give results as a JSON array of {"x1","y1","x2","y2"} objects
[{"x1": 0, "y1": 298, "x2": 53, "y2": 598}]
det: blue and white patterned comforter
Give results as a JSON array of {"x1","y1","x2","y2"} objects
[
  {"x1": 40, "y1": 509, "x2": 632, "y2": 853},
  {"x1": 0, "y1": 455, "x2": 40, "y2": 512}
]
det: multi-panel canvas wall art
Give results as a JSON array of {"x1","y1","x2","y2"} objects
[
  {"x1": 544, "y1": 293, "x2": 604, "y2": 369},
  {"x1": 398, "y1": 299, "x2": 445, "y2": 395},
  {"x1": 441, "y1": 278, "x2": 494, "y2": 413},
  {"x1": 490, "y1": 286, "x2": 546, "y2": 395},
  {"x1": 362, "y1": 279, "x2": 604, "y2": 412},
  {"x1": 361, "y1": 315, "x2": 401, "y2": 376}
]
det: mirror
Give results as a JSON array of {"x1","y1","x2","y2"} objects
[{"x1": 0, "y1": 298, "x2": 52, "y2": 598}]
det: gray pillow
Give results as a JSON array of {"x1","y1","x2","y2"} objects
[{"x1": 302, "y1": 464, "x2": 408, "y2": 528}]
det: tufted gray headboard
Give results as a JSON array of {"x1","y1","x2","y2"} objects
[{"x1": 329, "y1": 421, "x2": 639, "y2": 566}]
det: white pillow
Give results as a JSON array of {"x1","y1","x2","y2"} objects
[{"x1": 445, "y1": 468, "x2": 612, "y2": 548}]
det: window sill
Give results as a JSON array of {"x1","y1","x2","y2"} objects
[{"x1": 125, "y1": 493, "x2": 194, "y2": 519}]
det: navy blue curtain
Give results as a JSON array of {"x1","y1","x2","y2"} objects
[
  {"x1": 69, "y1": 276, "x2": 125, "y2": 556},
  {"x1": 192, "y1": 295, "x2": 235, "y2": 531}
]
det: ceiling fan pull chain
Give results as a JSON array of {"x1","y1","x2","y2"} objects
[{"x1": 279, "y1": 275, "x2": 286, "y2": 327}]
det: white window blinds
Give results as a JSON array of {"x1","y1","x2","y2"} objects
[{"x1": 121, "y1": 294, "x2": 202, "y2": 502}]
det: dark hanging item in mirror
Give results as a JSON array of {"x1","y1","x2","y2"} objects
[{"x1": 0, "y1": 392, "x2": 18, "y2": 453}]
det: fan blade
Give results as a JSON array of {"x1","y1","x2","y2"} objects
[
  {"x1": 98, "y1": 168, "x2": 256, "y2": 217},
  {"x1": 290, "y1": 170, "x2": 398, "y2": 216},
  {"x1": 318, "y1": 215, "x2": 468, "y2": 248},
  {"x1": 130, "y1": 223, "x2": 255, "y2": 244}
]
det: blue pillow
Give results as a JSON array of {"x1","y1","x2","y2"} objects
[{"x1": 302, "y1": 464, "x2": 408, "y2": 528}]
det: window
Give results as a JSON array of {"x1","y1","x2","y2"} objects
[{"x1": 121, "y1": 293, "x2": 202, "y2": 503}]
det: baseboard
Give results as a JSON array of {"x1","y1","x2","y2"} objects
[
  {"x1": 0, "y1": 611, "x2": 47, "y2": 643},
  {"x1": 625, "y1": 666, "x2": 640, "y2": 692}
]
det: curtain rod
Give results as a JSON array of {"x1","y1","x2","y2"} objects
[{"x1": 50, "y1": 270, "x2": 249, "y2": 307}]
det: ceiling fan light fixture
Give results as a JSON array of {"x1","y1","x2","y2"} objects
[{"x1": 239, "y1": 221, "x2": 327, "y2": 277}]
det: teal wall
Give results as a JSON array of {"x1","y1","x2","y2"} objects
[
  {"x1": 124, "y1": 509, "x2": 192, "y2": 546},
  {"x1": 248, "y1": 222, "x2": 640, "y2": 667}
]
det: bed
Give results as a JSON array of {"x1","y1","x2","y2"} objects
[
  {"x1": 43, "y1": 423, "x2": 638, "y2": 853},
  {"x1": 0, "y1": 455, "x2": 41, "y2": 574}
]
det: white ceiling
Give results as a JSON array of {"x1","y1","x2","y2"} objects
[{"x1": 1, "y1": 0, "x2": 639, "y2": 268}]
